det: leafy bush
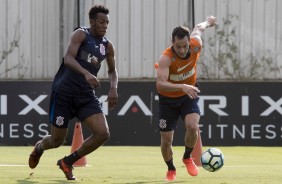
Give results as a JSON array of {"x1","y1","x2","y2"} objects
[{"x1": 198, "y1": 14, "x2": 280, "y2": 80}]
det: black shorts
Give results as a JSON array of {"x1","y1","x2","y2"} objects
[
  {"x1": 49, "y1": 92, "x2": 103, "y2": 128},
  {"x1": 158, "y1": 94, "x2": 200, "y2": 132}
]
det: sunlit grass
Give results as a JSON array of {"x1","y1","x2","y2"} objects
[{"x1": 0, "y1": 146, "x2": 281, "y2": 183}]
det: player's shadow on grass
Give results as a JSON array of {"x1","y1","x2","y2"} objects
[
  {"x1": 121, "y1": 181, "x2": 186, "y2": 184},
  {"x1": 17, "y1": 179, "x2": 73, "y2": 184},
  {"x1": 17, "y1": 180, "x2": 37, "y2": 184},
  {"x1": 50, "y1": 180, "x2": 74, "y2": 184},
  {"x1": 17, "y1": 179, "x2": 187, "y2": 184}
]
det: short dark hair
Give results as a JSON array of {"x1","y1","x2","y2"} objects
[
  {"x1": 89, "y1": 5, "x2": 109, "y2": 19},
  {"x1": 172, "y1": 26, "x2": 190, "y2": 42}
]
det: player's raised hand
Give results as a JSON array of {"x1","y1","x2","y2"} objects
[{"x1": 206, "y1": 15, "x2": 217, "y2": 27}]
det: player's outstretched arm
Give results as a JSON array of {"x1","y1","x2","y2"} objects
[
  {"x1": 106, "y1": 41, "x2": 118, "y2": 110},
  {"x1": 190, "y1": 15, "x2": 217, "y2": 45}
]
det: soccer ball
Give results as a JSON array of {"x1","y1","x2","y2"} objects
[{"x1": 201, "y1": 148, "x2": 224, "y2": 172}]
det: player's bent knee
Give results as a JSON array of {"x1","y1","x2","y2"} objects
[
  {"x1": 50, "y1": 138, "x2": 65, "y2": 148},
  {"x1": 161, "y1": 140, "x2": 172, "y2": 148},
  {"x1": 161, "y1": 137, "x2": 173, "y2": 146},
  {"x1": 185, "y1": 123, "x2": 198, "y2": 132},
  {"x1": 97, "y1": 131, "x2": 110, "y2": 142},
  {"x1": 103, "y1": 131, "x2": 110, "y2": 141}
]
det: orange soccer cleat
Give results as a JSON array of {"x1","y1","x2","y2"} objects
[
  {"x1": 183, "y1": 158, "x2": 199, "y2": 176},
  {"x1": 166, "y1": 170, "x2": 176, "y2": 181}
]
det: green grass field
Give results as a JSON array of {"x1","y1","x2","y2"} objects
[{"x1": 0, "y1": 146, "x2": 281, "y2": 184}]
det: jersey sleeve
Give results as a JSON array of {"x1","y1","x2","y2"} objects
[{"x1": 190, "y1": 38, "x2": 202, "y2": 54}]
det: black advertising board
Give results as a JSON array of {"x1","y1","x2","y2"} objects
[
  {"x1": 0, "y1": 81, "x2": 51, "y2": 146},
  {"x1": 0, "y1": 81, "x2": 281, "y2": 146}
]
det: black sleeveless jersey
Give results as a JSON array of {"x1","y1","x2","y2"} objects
[{"x1": 52, "y1": 27, "x2": 109, "y2": 96}]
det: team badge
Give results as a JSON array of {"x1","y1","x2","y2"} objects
[
  {"x1": 159, "y1": 119, "x2": 167, "y2": 129},
  {"x1": 56, "y1": 116, "x2": 64, "y2": 126},
  {"x1": 100, "y1": 44, "x2": 106, "y2": 55}
]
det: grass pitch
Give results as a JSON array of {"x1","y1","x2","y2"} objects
[{"x1": 0, "y1": 146, "x2": 281, "y2": 184}]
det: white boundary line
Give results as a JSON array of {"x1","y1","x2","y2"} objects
[
  {"x1": 0, "y1": 164, "x2": 281, "y2": 168},
  {"x1": 0, "y1": 164, "x2": 91, "y2": 167},
  {"x1": 224, "y1": 165, "x2": 282, "y2": 168},
  {"x1": 0, "y1": 164, "x2": 28, "y2": 167}
]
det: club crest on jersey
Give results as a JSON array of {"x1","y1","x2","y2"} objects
[
  {"x1": 100, "y1": 43, "x2": 106, "y2": 55},
  {"x1": 56, "y1": 116, "x2": 64, "y2": 126},
  {"x1": 159, "y1": 119, "x2": 167, "y2": 129}
]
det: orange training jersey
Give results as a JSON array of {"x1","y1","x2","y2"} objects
[{"x1": 157, "y1": 38, "x2": 202, "y2": 97}]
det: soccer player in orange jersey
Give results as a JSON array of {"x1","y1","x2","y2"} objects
[{"x1": 156, "y1": 16, "x2": 216, "y2": 181}]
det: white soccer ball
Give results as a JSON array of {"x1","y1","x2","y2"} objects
[{"x1": 201, "y1": 148, "x2": 224, "y2": 172}]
